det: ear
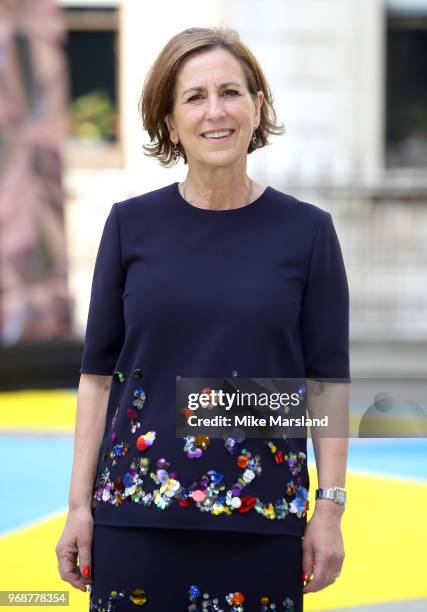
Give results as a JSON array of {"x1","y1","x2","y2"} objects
[
  {"x1": 254, "y1": 90, "x2": 264, "y2": 128},
  {"x1": 164, "y1": 114, "x2": 175, "y2": 137}
]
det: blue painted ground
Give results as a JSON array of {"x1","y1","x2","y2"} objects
[
  {"x1": 0, "y1": 435, "x2": 74, "y2": 533},
  {"x1": 323, "y1": 438, "x2": 427, "y2": 481},
  {"x1": 0, "y1": 435, "x2": 426, "y2": 533}
]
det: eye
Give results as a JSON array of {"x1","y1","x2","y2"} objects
[{"x1": 186, "y1": 89, "x2": 240, "y2": 102}]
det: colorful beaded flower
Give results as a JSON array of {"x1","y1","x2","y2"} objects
[
  {"x1": 126, "y1": 407, "x2": 141, "y2": 434},
  {"x1": 113, "y1": 371, "x2": 124, "y2": 383},
  {"x1": 132, "y1": 387, "x2": 146, "y2": 410},
  {"x1": 183, "y1": 434, "x2": 211, "y2": 459},
  {"x1": 265, "y1": 441, "x2": 307, "y2": 477},
  {"x1": 226, "y1": 591, "x2": 245, "y2": 610},
  {"x1": 109, "y1": 441, "x2": 130, "y2": 466},
  {"x1": 224, "y1": 427, "x2": 246, "y2": 454},
  {"x1": 150, "y1": 457, "x2": 182, "y2": 509},
  {"x1": 129, "y1": 588, "x2": 148, "y2": 605},
  {"x1": 136, "y1": 431, "x2": 156, "y2": 452}
]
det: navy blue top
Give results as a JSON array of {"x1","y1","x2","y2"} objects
[{"x1": 80, "y1": 181, "x2": 350, "y2": 536}]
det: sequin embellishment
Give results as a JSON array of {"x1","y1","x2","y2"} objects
[
  {"x1": 224, "y1": 427, "x2": 246, "y2": 454},
  {"x1": 126, "y1": 407, "x2": 141, "y2": 434},
  {"x1": 136, "y1": 431, "x2": 156, "y2": 452},
  {"x1": 89, "y1": 587, "x2": 293, "y2": 611},
  {"x1": 129, "y1": 588, "x2": 148, "y2": 605},
  {"x1": 94, "y1": 375, "x2": 309, "y2": 520},
  {"x1": 132, "y1": 387, "x2": 146, "y2": 409},
  {"x1": 188, "y1": 586, "x2": 295, "y2": 611},
  {"x1": 109, "y1": 441, "x2": 130, "y2": 466},
  {"x1": 266, "y1": 441, "x2": 307, "y2": 477},
  {"x1": 183, "y1": 434, "x2": 210, "y2": 459},
  {"x1": 92, "y1": 441, "x2": 309, "y2": 520},
  {"x1": 89, "y1": 587, "x2": 147, "y2": 610}
]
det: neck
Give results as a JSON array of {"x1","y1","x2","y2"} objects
[{"x1": 182, "y1": 170, "x2": 253, "y2": 211}]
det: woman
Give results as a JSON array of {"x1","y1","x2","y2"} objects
[{"x1": 56, "y1": 26, "x2": 350, "y2": 611}]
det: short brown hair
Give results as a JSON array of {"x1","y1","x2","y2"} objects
[{"x1": 139, "y1": 26, "x2": 285, "y2": 167}]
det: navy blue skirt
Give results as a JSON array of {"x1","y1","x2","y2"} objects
[{"x1": 89, "y1": 525, "x2": 304, "y2": 611}]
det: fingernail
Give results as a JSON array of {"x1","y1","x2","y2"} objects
[
  {"x1": 82, "y1": 565, "x2": 91, "y2": 578},
  {"x1": 301, "y1": 571, "x2": 309, "y2": 582}
]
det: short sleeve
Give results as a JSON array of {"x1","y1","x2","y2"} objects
[
  {"x1": 301, "y1": 212, "x2": 351, "y2": 382},
  {"x1": 80, "y1": 203, "x2": 126, "y2": 375}
]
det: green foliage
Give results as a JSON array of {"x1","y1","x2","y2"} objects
[{"x1": 70, "y1": 89, "x2": 116, "y2": 142}]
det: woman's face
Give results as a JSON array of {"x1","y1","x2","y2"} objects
[{"x1": 165, "y1": 48, "x2": 264, "y2": 168}]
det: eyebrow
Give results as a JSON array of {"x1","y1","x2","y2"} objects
[{"x1": 181, "y1": 81, "x2": 243, "y2": 98}]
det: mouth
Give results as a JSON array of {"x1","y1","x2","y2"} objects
[{"x1": 201, "y1": 129, "x2": 235, "y2": 142}]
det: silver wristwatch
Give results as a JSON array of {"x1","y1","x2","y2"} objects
[{"x1": 315, "y1": 487, "x2": 346, "y2": 505}]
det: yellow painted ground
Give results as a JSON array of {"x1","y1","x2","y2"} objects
[
  {"x1": 303, "y1": 469, "x2": 427, "y2": 610},
  {"x1": 1, "y1": 391, "x2": 427, "y2": 610},
  {"x1": 0, "y1": 513, "x2": 89, "y2": 612},
  {"x1": 0, "y1": 390, "x2": 76, "y2": 433}
]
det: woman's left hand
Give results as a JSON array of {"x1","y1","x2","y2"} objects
[{"x1": 301, "y1": 503, "x2": 345, "y2": 594}]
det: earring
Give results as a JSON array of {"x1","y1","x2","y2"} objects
[
  {"x1": 172, "y1": 141, "x2": 180, "y2": 161},
  {"x1": 251, "y1": 130, "x2": 258, "y2": 145}
]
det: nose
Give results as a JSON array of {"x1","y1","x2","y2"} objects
[{"x1": 205, "y1": 93, "x2": 226, "y2": 120}]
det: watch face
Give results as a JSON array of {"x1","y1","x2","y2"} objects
[{"x1": 336, "y1": 490, "x2": 346, "y2": 504}]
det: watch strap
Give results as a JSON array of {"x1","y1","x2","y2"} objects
[{"x1": 315, "y1": 487, "x2": 346, "y2": 505}]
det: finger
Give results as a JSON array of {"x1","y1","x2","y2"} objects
[
  {"x1": 60, "y1": 560, "x2": 87, "y2": 592},
  {"x1": 301, "y1": 541, "x2": 314, "y2": 586},
  {"x1": 77, "y1": 537, "x2": 93, "y2": 586},
  {"x1": 58, "y1": 547, "x2": 88, "y2": 592},
  {"x1": 323, "y1": 555, "x2": 344, "y2": 588},
  {"x1": 57, "y1": 562, "x2": 86, "y2": 592},
  {"x1": 302, "y1": 561, "x2": 329, "y2": 594},
  {"x1": 56, "y1": 546, "x2": 77, "y2": 581}
]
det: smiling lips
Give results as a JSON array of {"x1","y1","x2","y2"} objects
[{"x1": 201, "y1": 129, "x2": 235, "y2": 139}]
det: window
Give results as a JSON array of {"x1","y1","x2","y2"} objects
[
  {"x1": 62, "y1": 4, "x2": 122, "y2": 167},
  {"x1": 386, "y1": 6, "x2": 427, "y2": 168}
]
